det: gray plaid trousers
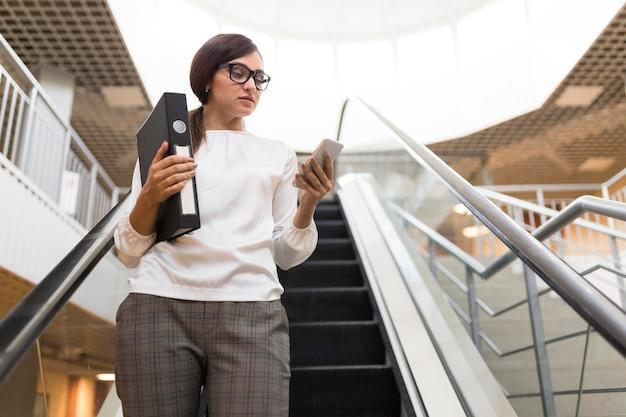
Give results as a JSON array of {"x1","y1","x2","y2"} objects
[{"x1": 114, "y1": 293, "x2": 291, "y2": 417}]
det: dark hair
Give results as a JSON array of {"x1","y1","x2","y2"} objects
[{"x1": 188, "y1": 33, "x2": 262, "y2": 155}]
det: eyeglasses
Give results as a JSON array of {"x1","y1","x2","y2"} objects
[{"x1": 217, "y1": 62, "x2": 271, "y2": 91}]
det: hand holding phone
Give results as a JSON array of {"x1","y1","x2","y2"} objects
[
  {"x1": 308, "y1": 138, "x2": 344, "y2": 170},
  {"x1": 292, "y1": 139, "x2": 343, "y2": 200}
]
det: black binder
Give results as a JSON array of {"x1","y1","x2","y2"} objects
[{"x1": 136, "y1": 92, "x2": 201, "y2": 243}]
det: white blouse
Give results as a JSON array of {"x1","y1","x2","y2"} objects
[{"x1": 113, "y1": 130, "x2": 318, "y2": 301}]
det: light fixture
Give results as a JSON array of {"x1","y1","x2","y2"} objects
[
  {"x1": 554, "y1": 85, "x2": 603, "y2": 107},
  {"x1": 453, "y1": 203, "x2": 471, "y2": 215},
  {"x1": 577, "y1": 157, "x2": 615, "y2": 172},
  {"x1": 101, "y1": 86, "x2": 147, "y2": 109},
  {"x1": 96, "y1": 373, "x2": 115, "y2": 381},
  {"x1": 462, "y1": 225, "x2": 490, "y2": 238}
]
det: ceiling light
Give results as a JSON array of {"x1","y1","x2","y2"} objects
[
  {"x1": 453, "y1": 203, "x2": 471, "y2": 215},
  {"x1": 462, "y1": 225, "x2": 490, "y2": 238},
  {"x1": 577, "y1": 157, "x2": 615, "y2": 172},
  {"x1": 96, "y1": 373, "x2": 116, "y2": 381},
  {"x1": 554, "y1": 86, "x2": 603, "y2": 107},
  {"x1": 101, "y1": 86, "x2": 147, "y2": 109}
]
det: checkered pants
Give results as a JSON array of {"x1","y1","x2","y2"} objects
[{"x1": 114, "y1": 293, "x2": 291, "y2": 417}]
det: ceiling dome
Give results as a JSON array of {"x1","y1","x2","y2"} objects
[
  {"x1": 109, "y1": 0, "x2": 625, "y2": 152},
  {"x1": 191, "y1": 0, "x2": 498, "y2": 41}
]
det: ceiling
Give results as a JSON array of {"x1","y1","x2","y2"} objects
[
  {"x1": 0, "y1": 0, "x2": 151, "y2": 187},
  {"x1": 190, "y1": 0, "x2": 497, "y2": 41},
  {"x1": 428, "y1": 3, "x2": 626, "y2": 185},
  {"x1": 0, "y1": 0, "x2": 497, "y2": 188},
  {"x1": 0, "y1": 266, "x2": 115, "y2": 376},
  {"x1": 0, "y1": 0, "x2": 625, "y2": 188}
]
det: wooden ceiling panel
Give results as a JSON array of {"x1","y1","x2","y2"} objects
[{"x1": 429, "y1": 4, "x2": 626, "y2": 186}]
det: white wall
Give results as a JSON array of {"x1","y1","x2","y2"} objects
[
  {"x1": 0, "y1": 154, "x2": 129, "y2": 322},
  {"x1": 33, "y1": 64, "x2": 75, "y2": 124}
]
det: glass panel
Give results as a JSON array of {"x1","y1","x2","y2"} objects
[
  {"x1": 335, "y1": 98, "x2": 626, "y2": 417},
  {"x1": 0, "y1": 245, "x2": 126, "y2": 417},
  {"x1": 0, "y1": 344, "x2": 49, "y2": 417}
]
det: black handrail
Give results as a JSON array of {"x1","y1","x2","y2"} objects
[
  {"x1": 0, "y1": 99, "x2": 349, "y2": 384},
  {"x1": 2, "y1": 95, "x2": 625, "y2": 388},
  {"x1": 0, "y1": 193, "x2": 131, "y2": 383}
]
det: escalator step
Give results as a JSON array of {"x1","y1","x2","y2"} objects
[
  {"x1": 290, "y1": 365, "x2": 400, "y2": 417},
  {"x1": 314, "y1": 205, "x2": 343, "y2": 221},
  {"x1": 318, "y1": 194, "x2": 339, "y2": 205},
  {"x1": 316, "y1": 220, "x2": 349, "y2": 239},
  {"x1": 290, "y1": 321, "x2": 385, "y2": 367},
  {"x1": 282, "y1": 287, "x2": 372, "y2": 322},
  {"x1": 310, "y1": 238, "x2": 355, "y2": 261},
  {"x1": 278, "y1": 260, "x2": 363, "y2": 288}
]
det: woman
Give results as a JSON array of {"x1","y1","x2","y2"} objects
[{"x1": 113, "y1": 33, "x2": 334, "y2": 417}]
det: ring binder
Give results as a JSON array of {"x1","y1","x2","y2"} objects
[{"x1": 136, "y1": 92, "x2": 202, "y2": 242}]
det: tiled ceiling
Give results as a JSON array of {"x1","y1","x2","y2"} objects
[
  {"x1": 0, "y1": 266, "x2": 114, "y2": 373},
  {"x1": 1, "y1": 1, "x2": 625, "y2": 187},
  {"x1": 0, "y1": 0, "x2": 151, "y2": 187},
  {"x1": 428, "y1": 4, "x2": 626, "y2": 185}
]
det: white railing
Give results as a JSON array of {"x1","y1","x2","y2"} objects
[
  {"x1": 480, "y1": 171, "x2": 626, "y2": 204},
  {"x1": 0, "y1": 33, "x2": 121, "y2": 230},
  {"x1": 473, "y1": 188, "x2": 626, "y2": 308},
  {"x1": 480, "y1": 173, "x2": 626, "y2": 233},
  {"x1": 602, "y1": 167, "x2": 626, "y2": 202}
]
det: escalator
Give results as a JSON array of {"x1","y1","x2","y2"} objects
[
  {"x1": 0, "y1": 194, "x2": 410, "y2": 417},
  {"x1": 1, "y1": 97, "x2": 625, "y2": 417},
  {"x1": 281, "y1": 195, "x2": 402, "y2": 417}
]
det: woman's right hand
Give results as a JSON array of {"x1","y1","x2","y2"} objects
[{"x1": 140, "y1": 140, "x2": 197, "y2": 207}]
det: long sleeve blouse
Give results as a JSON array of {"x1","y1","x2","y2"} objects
[{"x1": 113, "y1": 129, "x2": 318, "y2": 301}]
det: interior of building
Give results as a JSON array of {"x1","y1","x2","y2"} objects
[{"x1": 0, "y1": 1, "x2": 625, "y2": 417}]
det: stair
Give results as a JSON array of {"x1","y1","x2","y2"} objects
[{"x1": 278, "y1": 194, "x2": 402, "y2": 417}]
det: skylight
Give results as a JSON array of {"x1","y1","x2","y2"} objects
[{"x1": 107, "y1": 0, "x2": 625, "y2": 152}]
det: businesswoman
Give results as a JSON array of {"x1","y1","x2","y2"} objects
[{"x1": 113, "y1": 33, "x2": 334, "y2": 417}]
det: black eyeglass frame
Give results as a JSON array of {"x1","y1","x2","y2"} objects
[{"x1": 217, "y1": 62, "x2": 271, "y2": 91}]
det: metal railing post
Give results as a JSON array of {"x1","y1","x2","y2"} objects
[
  {"x1": 523, "y1": 265, "x2": 556, "y2": 417},
  {"x1": 0, "y1": 77, "x2": 10, "y2": 141},
  {"x1": 111, "y1": 186, "x2": 120, "y2": 208},
  {"x1": 17, "y1": 87, "x2": 38, "y2": 172},
  {"x1": 427, "y1": 238, "x2": 437, "y2": 278},
  {"x1": 574, "y1": 325, "x2": 592, "y2": 417},
  {"x1": 602, "y1": 183, "x2": 617, "y2": 231},
  {"x1": 466, "y1": 266, "x2": 481, "y2": 352},
  {"x1": 609, "y1": 236, "x2": 626, "y2": 309},
  {"x1": 512, "y1": 200, "x2": 556, "y2": 417},
  {"x1": 57, "y1": 129, "x2": 72, "y2": 204},
  {"x1": 85, "y1": 165, "x2": 98, "y2": 229}
]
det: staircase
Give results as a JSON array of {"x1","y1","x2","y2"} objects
[{"x1": 278, "y1": 194, "x2": 404, "y2": 417}]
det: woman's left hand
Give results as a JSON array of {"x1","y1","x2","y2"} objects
[{"x1": 293, "y1": 152, "x2": 334, "y2": 208}]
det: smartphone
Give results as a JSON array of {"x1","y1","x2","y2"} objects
[{"x1": 309, "y1": 138, "x2": 344, "y2": 169}]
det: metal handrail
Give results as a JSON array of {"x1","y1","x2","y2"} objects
[
  {"x1": 440, "y1": 259, "x2": 620, "y2": 354},
  {"x1": 388, "y1": 196, "x2": 626, "y2": 280},
  {"x1": 338, "y1": 97, "x2": 626, "y2": 355},
  {"x1": 478, "y1": 188, "x2": 626, "y2": 240},
  {"x1": 482, "y1": 194, "x2": 626, "y2": 277},
  {"x1": 393, "y1": 198, "x2": 626, "y2": 316},
  {"x1": 0, "y1": 34, "x2": 116, "y2": 190},
  {"x1": 0, "y1": 193, "x2": 131, "y2": 383},
  {"x1": 401, "y1": 229, "x2": 536, "y2": 318},
  {"x1": 603, "y1": 167, "x2": 626, "y2": 191}
]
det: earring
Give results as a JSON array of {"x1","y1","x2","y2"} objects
[{"x1": 205, "y1": 87, "x2": 210, "y2": 92}]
